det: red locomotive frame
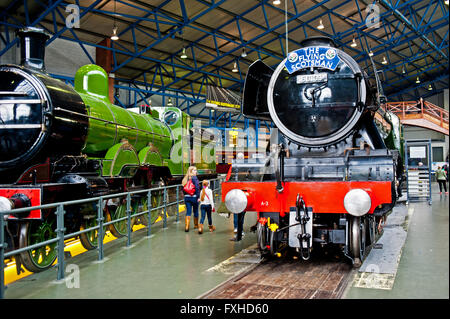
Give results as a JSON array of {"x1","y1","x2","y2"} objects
[
  {"x1": 0, "y1": 188, "x2": 42, "y2": 219},
  {"x1": 221, "y1": 181, "x2": 392, "y2": 215}
]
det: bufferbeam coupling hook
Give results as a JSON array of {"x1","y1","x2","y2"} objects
[{"x1": 296, "y1": 194, "x2": 311, "y2": 260}]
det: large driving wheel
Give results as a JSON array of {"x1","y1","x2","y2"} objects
[
  {"x1": 79, "y1": 217, "x2": 99, "y2": 250},
  {"x1": 135, "y1": 196, "x2": 160, "y2": 226},
  {"x1": 18, "y1": 220, "x2": 57, "y2": 273},
  {"x1": 107, "y1": 200, "x2": 134, "y2": 238},
  {"x1": 136, "y1": 181, "x2": 165, "y2": 226}
]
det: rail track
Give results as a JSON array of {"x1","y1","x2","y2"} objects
[{"x1": 200, "y1": 249, "x2": 354, "y2": 299}]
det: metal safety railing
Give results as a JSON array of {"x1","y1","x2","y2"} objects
[
  {"x1": 0, "y1": 177, "x2": 225, "y2": 298},
  {"x1": 382, "y1": 99, "x2": 449, "y2": 135}
]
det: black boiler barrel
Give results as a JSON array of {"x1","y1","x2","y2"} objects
[
  {"x1": 267, "y1": 37, "x2": 368, "y2": 147},
  {"x1": 0, "y1": 66, "x2": 89, "y2": 183}
]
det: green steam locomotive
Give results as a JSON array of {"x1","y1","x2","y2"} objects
[{"x1": 0, "y1": 28, "x2": 216, "y2": 273}]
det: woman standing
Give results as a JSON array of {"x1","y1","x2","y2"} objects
[
  {"x1": 436, "y1": 166, "x2": 448, "y2": 195},
  {"x1": 182, "y1": 166, "x2": 200, "y2": 232},
  {"x1": 199, "y1": 180, "x2": 215, "y2": 234}
]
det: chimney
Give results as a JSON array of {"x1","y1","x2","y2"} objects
[
  {"x1": 300, "y1": 36, "x2": 337, "y2": 48},
  {"x1": 16, "y1": 27, "x2": 50, "y2": 71}
]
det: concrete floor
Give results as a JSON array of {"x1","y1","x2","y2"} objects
[
  {"x1": 4, "y1": 206, "x2": 258, "y2": 299},
  {"x1": 3, "y1": 184, "x2": 448, "y2": 299}
]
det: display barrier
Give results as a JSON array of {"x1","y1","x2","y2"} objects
[{"x1": 0, "y1": 177, "x2": 224, "y2": 298}]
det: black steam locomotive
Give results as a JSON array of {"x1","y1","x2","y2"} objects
[{"x1": 222, "y1": 37, "x2": 404, "y2": 266}]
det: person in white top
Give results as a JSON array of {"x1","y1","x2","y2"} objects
[{"x1": 198, "y1": 180, "x2": 215, "y2": 234}]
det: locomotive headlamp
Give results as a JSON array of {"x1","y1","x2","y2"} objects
[
  {"x1": 225, "y1": 189, "x2": 248, "y2": 214},
  {"x1": 343, "y1": 189, "x2": 371, "y2": 216}
]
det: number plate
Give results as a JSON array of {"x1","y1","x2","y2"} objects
[{"x1": 296, "y1": 73, "x2": 328, "y2": 84}]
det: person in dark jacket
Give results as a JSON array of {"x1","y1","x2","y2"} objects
[{"x1": 182, "y1": 166, "x2": 200, "y2": 232}]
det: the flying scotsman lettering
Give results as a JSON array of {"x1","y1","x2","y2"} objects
[{"x1": 285, "y1": 46, "x2": 341, "y2": 74}]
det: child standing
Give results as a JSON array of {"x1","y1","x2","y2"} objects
[{"x1": 199, "y1": 180, "x2": 215, "y2": 234}]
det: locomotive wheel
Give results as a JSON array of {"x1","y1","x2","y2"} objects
[
  {"x1": 79, "y1": 217, "x2": 99, "y2": 250},
  {"x1": 367, "y1": 216, "x2": 376, "y2": 246},
  {"x1": 19, "y1": 220, "x2": 57, "y2": 273},
  {"x1": 135, "y1": 180, "x2": 165, "y2": 226},
  {"x1": 349, "y1": 217, "x2": 366, "y2": 267},
  {"x1": 269, "y1": 230, "x2": 279, "y2": 257},
  {"x1": 135, "y1": 196, "x2": 160, "y2": 226},
  {"x1": 107, "y1": 202, "x2": 135, "y2": 238},
  {"x1": 257, "y1": 223, "x2": 269, "y2": 255}
]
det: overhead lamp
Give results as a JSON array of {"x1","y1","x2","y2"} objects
[
  {"x1": 416, "y1": 76, "x2": 420, "y2": 84},
  {"x1": 351, "y1": 37, "x2": 357, "y2": 47},
  {"x1": 382, "y1": 56, "x2": 387, "y2": 64},
  {"x1": 111, "y1": 26, "x2": 119, "y2": 41},
  {"x1": 368, "y1": 50, "x2": 374, "y2": 57},
  {"x1": 428, "y1": 84, "x2": 433, "y2": 91},
  {"x1": 402, "y1": 66, "x2": 406, "y2": 74},
  {"x1": 273, "y1": 0, "x2": 281, "y2": 5},
  {"x1": 317, "y1": 19, "x2": 324, "y2": 30},
  {"x1": 241, "y1": 48, "x2": 247, "y2": 58},
  {"x1": 445, "y1": 0, "x2": 449, "y2": 5},
  {"x1": 167, "y1": 97, "x2": 173, "y2": 106},
  {"x1": 111, "y1": 0, "x2": 119, "y2": 41},
  {"x1": 180, "y1": 47, "x2": 187, "y2": 59},
  {"x1": 232, "y1": 61, "x2": 238, "y2": 73}
]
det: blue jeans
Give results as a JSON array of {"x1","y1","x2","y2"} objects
[
  {"x1": 200, "y1": 204, "x2": 212, "y2": 225},
  {"x1": 184, "y1": 196, "x2": 199, "y2": 218}
]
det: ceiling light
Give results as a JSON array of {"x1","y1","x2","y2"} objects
[
  {"x1": 167, "y1": 97, "x2": 173, "y2": 106},
  {"x1": 232, "y1": 61, "x2": 238, "y2": 73},
  {"x1": 416, "y1": 76, "x2": 420, "y2": 84},
  {"x1": 111, "y1": 26, "x2": 119, "y2": 41},
  {"x1": 180, "y1": 47, "x2": 187, "y2": 59},
  {"x1": 111, "y1": 0, "x2": 119, "y2": 41},
  {"x1": 317, "y1": 19, "x2": 324, "y2": 30},
  {"x1": 273, "y1": 0, "x2": 281, "y2": 5},
  {"x1": 428, "y1": 84, "x2": 433, "y2": 91},
  {"x1": 241, "y1": 48, "x2": 247, "y2": 58},
  {"x1": 382, "y1": 56, "x2": 387, "y2": 64},
  {"x1": 368, "y1": 50, "x2": 374, "y2": 57},
  {"x1": 351, "y1": 37, "x2": 357, "y2": 47},
  {"x1": 445, "y1": 0, "x2": 449, "y2": 5},
  {"x1": 402, "y1": 66, "x2": 406, "y2": 74}
]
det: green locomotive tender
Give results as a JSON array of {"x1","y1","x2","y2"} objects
[{"x1": 0, "y1": 28, "x2": 216, "y2": 273}]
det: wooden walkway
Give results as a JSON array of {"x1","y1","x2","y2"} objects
[{"x1": 383, "y1": 99, "x2": 449, "y2": 135}]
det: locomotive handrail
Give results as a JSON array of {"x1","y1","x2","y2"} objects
[
  {"x1": 0, "y1": 176, "x2": 225, "y2": 298},
  {"x1": 0, "y1": 99, "x2": 42, "y2": 104},
  {"x1": 53, "y1": 107, "x2": 172, "y2": 139}
]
